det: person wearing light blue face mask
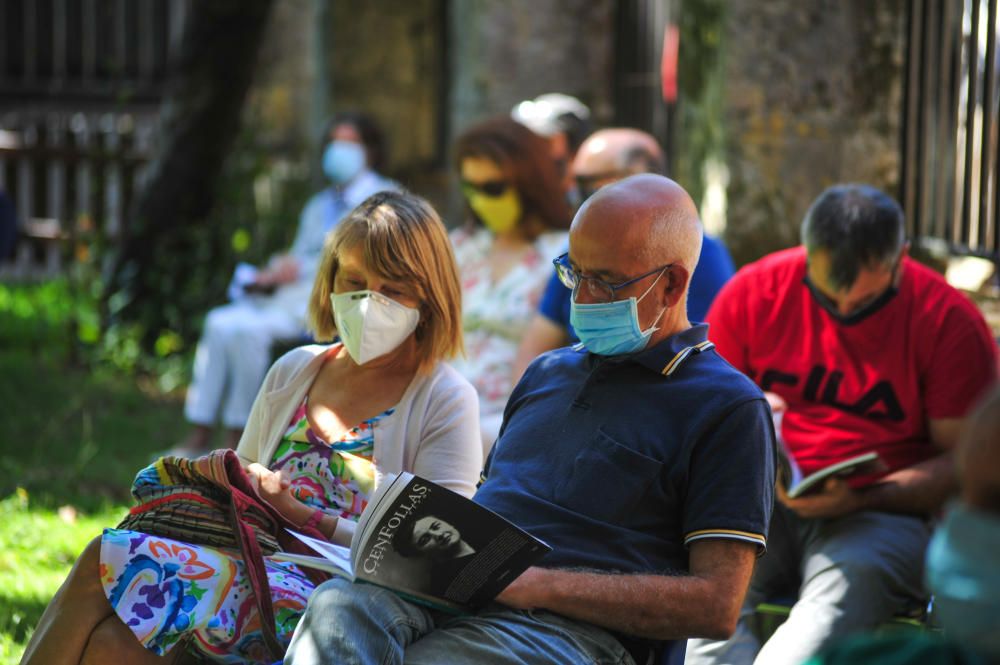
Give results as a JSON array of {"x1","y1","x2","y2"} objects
[
  {"x1": 925, "y1": 383, "x2": 1000, "y2": 658},
  {"x1": 801, "y1": 385, "x2": 1000, "y2": 665},
  {"x1": 556, "y1": 253, "x2": 671, "y2": 356},
  {"x1": 554, "y1": 174, "x2": 700, "y2": 357},
  {"x1": 174, "y1": 111, "x2": 397, "y2": 456}
]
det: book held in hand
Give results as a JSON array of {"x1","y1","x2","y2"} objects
[
  {"x1": 271, "y1": 472, "x2": 550, "y2": 612},
  {"x1": 779, "y1": 450, "x2": 887, "y2": 499}
]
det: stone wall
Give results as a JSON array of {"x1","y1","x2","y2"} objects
[
  {"x1": 317, "y1": 0, "x2": 616, "y2": 219},
  {"x1": 721, "y1": 0, "x2": 906, "y2": 266},
  {"x1": 244, "y1": 0, "x2": 325, "y2": 151},
  {"x1": 448, "y1": 0, "x2": 615, "y2": 138},
  {"x1": 322, "y1": 0, "x2": 448, "y2": 209}
]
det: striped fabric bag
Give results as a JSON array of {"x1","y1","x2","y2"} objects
[
  {"x1": 116, "y1": 448, "x2": 328, "y2": 661},
  {"x1": 118, "y1": 451, "x2": 284, "y2": 552}
]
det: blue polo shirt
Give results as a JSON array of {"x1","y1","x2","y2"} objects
[{"x1": 475, "y1": 324, "x2": 774, "y2": 573}]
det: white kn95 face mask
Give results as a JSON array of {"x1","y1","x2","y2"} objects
[{"x1": 331, "y1": 290, "x2": 420, "y2": 365}]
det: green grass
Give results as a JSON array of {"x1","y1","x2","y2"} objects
[
  {"x1": 0, "y1": 280, "x2": 191, "y2": 663},
  {"x1": 0, "y1": 493, "x2": 124, "y2": 663}
]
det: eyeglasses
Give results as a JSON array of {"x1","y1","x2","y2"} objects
[
  {"x1": 553, "y1": 253, "x2": 673, "y2": 303},
  {"x1": 460, "y1": 179, "x2": 509, "y2": 198},
  {"x1": 574, "y1": 171, "x2": 632, "y2": 202}
]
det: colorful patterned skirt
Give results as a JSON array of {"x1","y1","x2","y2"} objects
[{"x1": 100, "y1": 399, "x2": 388, "y2": 663}]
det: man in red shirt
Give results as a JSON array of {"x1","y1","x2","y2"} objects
[{"x1": 686, "y1": 184, "x2": 998, "y2": 665}]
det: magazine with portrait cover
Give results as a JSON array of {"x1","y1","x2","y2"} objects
[{"x1": 271, "y1": 472, "x2": 551, "y2": 612}]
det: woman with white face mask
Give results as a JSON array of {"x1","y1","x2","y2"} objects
[
  {"x1": 449, "y1": 117, "x2": 572, "y2": 454},
  {"x1": 176, "y1": 111, "x2": 398, "y2": 455},
  {"x1": 23, "y1": 192, "x2": 481, "y2": 665}
]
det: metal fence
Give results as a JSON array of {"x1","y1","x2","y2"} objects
[
  {"x1": 901, "y1": 0, "x2": 1000, "y2": 262},
  {"x1": 0, "y1": 0, "x2": 189, "y2": 278}
]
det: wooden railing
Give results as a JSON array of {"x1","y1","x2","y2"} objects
[
  {"x1": 0, "y1": 0, "x2": 187, "y2": 279},
  {"x1": 0, "y1": 110, "x2": 159, "y2": 279}
]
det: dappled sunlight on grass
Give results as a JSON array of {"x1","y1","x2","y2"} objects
[
  {"x1": 0, "y1": 280, "x2": 193, "y2": 662},
  {"x1": 0, "y1": 490, "x2": 127, "y2": 664}
]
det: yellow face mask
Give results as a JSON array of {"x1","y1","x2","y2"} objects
[{"x1": 464, "y1": 187, "x2": 522, "y2": 235}]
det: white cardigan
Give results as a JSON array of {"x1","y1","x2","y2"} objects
[{"x1": 236, "y1": 345, "x2": 482, "y2": 544}]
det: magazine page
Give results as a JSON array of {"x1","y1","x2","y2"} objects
[
  {"x1": 352, "y1": 474, "x2": 551, "y2": 612},
  {"x1": 270, "y1": 529, "x2": 356, "y2": 579},
  {"x1": 269, "y1": 473, "x2": 412, "y2": 577},
  {"x1": 786, "y1": 451, "x2": 885, "y2": 498}
]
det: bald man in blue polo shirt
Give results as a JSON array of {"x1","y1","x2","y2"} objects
[{"x1": 285, "y1": 175, "x2": 775, "y2": 665}]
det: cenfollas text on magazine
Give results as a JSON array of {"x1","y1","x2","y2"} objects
[{"x1": 362, "y1": 482, "x2": 430, "y2": 575}]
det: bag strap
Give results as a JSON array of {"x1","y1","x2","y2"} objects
[
  {"x1": 216, "y1": 450, "x2": 331, "y2": 660},
  {"x1": 228, "y1": 486, "x2": 285, "y2": 659}
]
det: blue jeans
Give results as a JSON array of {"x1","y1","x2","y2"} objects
[{"x1": 284, "y1": 578, "x2": 634, "y2": 665}]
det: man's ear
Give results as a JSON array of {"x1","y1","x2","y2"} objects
[{"x1": 662, "y1": 264, "x2": 690, "y2": 307}]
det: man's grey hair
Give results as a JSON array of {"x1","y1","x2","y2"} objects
[
  {"x1": 801, "y1": 184, "x2": 906, "y2": 291},
  {"x1": 643, "y1": 207, "x2": 703, "y2": 277}
]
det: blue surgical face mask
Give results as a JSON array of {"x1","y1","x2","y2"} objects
[
  {"x1": 569, "y1": 269, "x2": 667, "y2": 356},
  {"x1": 925, "y1": 503, "x2": 1000, "y2": 657},
  {"x1": 322, "y1": 140, "x2": 366, "y2": 185}
]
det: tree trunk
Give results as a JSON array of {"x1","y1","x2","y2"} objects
[{"x1": 104, "y1": 0, "x2": 274, "y2": 344}]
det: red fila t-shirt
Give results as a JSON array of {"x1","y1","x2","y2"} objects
[{"x1": 707, "y1": 246, "x2": 997, "y2": 484}]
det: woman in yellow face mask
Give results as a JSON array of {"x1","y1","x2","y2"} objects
[{"x1": 450, "y1": 117, "x2": 572, "y2": 454}]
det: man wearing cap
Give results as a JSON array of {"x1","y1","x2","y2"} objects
[{"x1": 511, "y1": 92, "x2": 592, "y2": 196}]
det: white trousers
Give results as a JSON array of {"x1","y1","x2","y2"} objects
[{"x1": 184, "y1": 299, "x2": 302, "y2": 429}]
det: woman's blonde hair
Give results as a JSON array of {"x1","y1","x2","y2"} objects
[{"x1": 309, "y1": 190, "x2": 464, "y2": 372}]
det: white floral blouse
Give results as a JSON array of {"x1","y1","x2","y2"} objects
[{"x1": 449, "y1": 226, "x2": 567, "y2": 450}]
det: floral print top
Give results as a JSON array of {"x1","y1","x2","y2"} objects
[{"x1": 448, "y1": 226, "x2": 566, "y2": 442}]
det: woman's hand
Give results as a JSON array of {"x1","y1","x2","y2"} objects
[
  {"x1": 257, "y1": 254, "x2": 300, "y2": 286},
  {"x1": 246, "y1": 463, "x2": 310, "y2": 524}
]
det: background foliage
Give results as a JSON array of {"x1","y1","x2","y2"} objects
[
  {"x1": 0, "y1": 119, "x2": 316, "y2": 662},
  {"x1": 674, "y1": 0, "x2": 727, "y2": 213}
]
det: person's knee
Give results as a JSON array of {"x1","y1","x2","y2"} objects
[
  {"x1": 66, "y1": 536, "x2": 106, "y2": 595},
  {"x1": 203, "y1": 306, "x2": 229, "y2": 333},
  {"x1": 295, "y1": 579, "x2": 428, "y2": 646},
  {"x1": 203, "y1": 305, "x2": 258, "y2": 341},
  {"x1": 220, "y1": 318, "x2": 273, "y2": 355},
  {"x1": 80, "y1": 615, "x2": 158, "y2": 665},
  {"x1": 805, "y1": 557, "x2": 887, "y2": 603},
  {"x1": 79, "y1": 535, "x2": 102, "y2": 567},
  {"x1": 795, "y1": 556, "x2": 907, "y2": 637},
  {"x1": 306, "y1": 578, "x2": 369, "y2": 618}
]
